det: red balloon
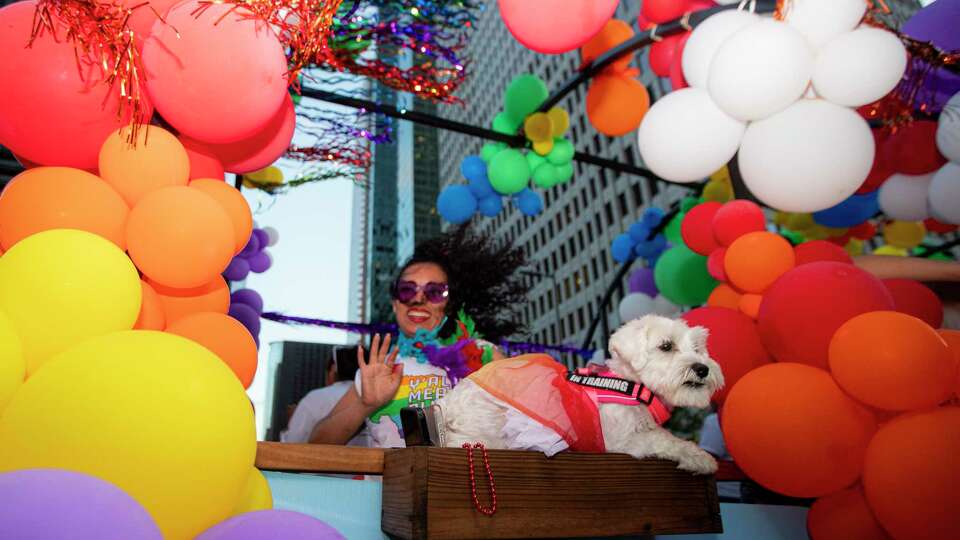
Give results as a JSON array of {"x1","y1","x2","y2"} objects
[
  {"x1": 712, "y1": 200, "x2": 766, "y2": 247},
  {"x1": 849, "y1": 222, "x2": 877, "y2": 240},
  {"x1": 707, "y1": 247, "x2": 727, "y2": 282},
  {"x1": 924, "y1": 218, "x2": 958, "y2": 234},
  {"x1": 883, "y1": 279, "x2": 944, "y2": 328},
  {"x1": 649, "y1": 34, "x2": 683, "y2": 77},
  {"x1": 498, "y1": 0, "x2": 619, "y2": 54},
  {"x1": 681, "y1": 202, "x2": 722, "y2": 256},
  {"x1": 642, "y1": 0, "x2": 696, "y2": 23},
  {"x1": 669, "y1": 33, "x2": 690, "y2": 91},
  {"x1": 794, "y1": 240, "x2": 853, "y2": 266},
  {"x1": 758, "y1": 262, "x2": 894, "y2": 368},
  {"x1": 807, "y1": 487, "x2": 891, "y2": 540},
  {"x1": 682, "y1": 307, "x2": 771, "y2": 404},
  {"x1": 212, "y1": 96, "x2": 296, "y2": 174},
  {"x1": 856, "y1": 130, "x2": 894, "y2": 194},
  {"x1": 885, "y1": 120, "x2": 947, "y2": 175},
  {"x1": 180, "y1": 137, "x2": 225, "y2": 181},
  {"x1": 0, "y1": 0, "x2": 153, "y2": 169},
  {"x1": 142, "y1": 1, "x2": 288, "y2": 143},
  {"x1": 121, "y1": 0, "x2": 179, "y2": 39}
]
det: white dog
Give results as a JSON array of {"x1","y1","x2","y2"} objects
[{"x1": 429, "y1": 315, "x2": 724, "y2": 474}]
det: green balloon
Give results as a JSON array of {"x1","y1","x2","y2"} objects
[
  {"x1": 555, "y1": 162, "x2": 574, "y2": 183},
  {"x1": 481, "y1": 143, "x2": 506, "y2": 162},
  {"x1": 526, "y1": 151, "x2": 547, "y2": 171},
  {"x1": 532, "y1": 162, "x2": 558, "y2": 189},
  {"x1": 928, "y1": 252, "x2": 955, "y2": 261},
  {"x1": 547, "y1": 138, "x2": 574, "y2": 165},
  {"x1": 654, "y1": 245, "x2": 718, "y2": 306},
  {"x1": 665, "y1": 213, "x2": 684, "y2": 244},
  {"x1": 290, "y1": 92, "x2": 302, "y2": 106},
  {"x1": 504, "y1": 74, "x2": 548, "y2": 123},
  {"x1": 488, "y1": 149, "x2": 530, "y2": 195},
  {"x1": 681, "y1": 197, "x2": 703, "y2": 213},
  {"x1": 492, "y1": 112, "x2": 521, "y2": 135},
  {"x1": 782, "y1": 230, "x2": 805, "y2": 245}
]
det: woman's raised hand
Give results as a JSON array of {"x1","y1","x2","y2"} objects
[{"x1": 357, "y1": 334, "x2": 403, "y2": 409}]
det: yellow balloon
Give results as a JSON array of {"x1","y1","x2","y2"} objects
[
  {"x1": 0, "y1": 229, "x2": 141, "y2": 376},
  {"x1": 244, "y1": 166, "x2": 284, "y2": 184},
  {"x1": 232, "y1": 468, "x2": 273, "y2": 516},
  {"x1": 785, "y1": 213, "x2": 815, "y2": 232},
  {"x1": 0, "y1": 309, "x2": 24, "y2": 412},
  {"x1": 533, "y1": 139, "x2": 554, "y2": 156},
  {"x1": 883, "y1": 220, "x2": 926, "y2": 249},
  {"x1": 873, "y1": 244, "x2": 909, "y2": 256},
  {"x1": 709, "y1": 166, "x2": 732, "y2": 185},
  {"x1": 773, "y1": 211, "x2": 790, "y2": 227},
  {"x1": 547, "y1": 107, "x2": 570, "y2": 137},
  {"x1": 803, "y1": 224, "x2": 831, "y2": 240},
  {"x1": 844, "y1": 238, "x2": 864, "y2": 257},
  {"x1": 702, "y1": 179, "x2": 734, "y2": 203},
  {"x1": 0, "y1": 331, "x2": 255, "y2": 540},
  {"x1": 523, "y1": 112, "x2": 553, "y2": 143}
]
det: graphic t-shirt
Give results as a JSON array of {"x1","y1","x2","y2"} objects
[{"x1": 354, "y1": 356, "x2": 451, "y2": 448}]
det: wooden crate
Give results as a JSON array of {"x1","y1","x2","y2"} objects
[{"x1": 381, "y1": 446, "x2": 722, "y2": 540}]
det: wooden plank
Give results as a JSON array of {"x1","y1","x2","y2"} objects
[
  {"x1": 382, "y1": 447, "x2": 429, "y2": 540},
  {"x1": 382, "y1": 447, "x2": 722, "y2": 540},
  {"x1": 255, "y1": 442, "x2": 385, "y2": 474}
]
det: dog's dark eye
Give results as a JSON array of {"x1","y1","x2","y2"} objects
[{"x1": 658, "y1": 341, "x2": 674, "y2": 352}]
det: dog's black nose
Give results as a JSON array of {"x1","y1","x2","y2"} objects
[{"x1": 692, "y1": 363, "x2": 709, "y2": 379}]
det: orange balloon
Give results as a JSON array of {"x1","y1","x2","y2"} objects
[
  {"x1": 134, "y1": 280, "x2": 166, "y2": 331},
  {"x1": 167, "y1": 312, "x2": 258, "y2": 388},
  {"x1": 99, "y1": 126, "x2": 190, "y2": 206},
  {"x1": 863, "y1": 407, "x2": 960, "y2": 540},
  {"x1": 738, "y1": 293, "x2": 762, "y2": 320},
  {"x1": 586, "y1": 73, "x2": 650, "y2": 136},
  {"x1": 580, "y1": 19, "x2": 634, "y2": 73},
  {"x1": 829, "y1": 311, "x2": 954, "y2": 411},
  {"x1": 0, "y1": 167, "x2": 129, "y2": 251},
  {"x1": 723, "y1": 363, "x2": 877, "y2": 498},
  {"x1": 189, "y1": 179, "x2": 253, "y2": 253},
  {"x1": 126, "y1": 186, "x2": 234, "y2": 288},
  {"x1": 707, "y1": 283, "x2": 742, "y2": 310},
  {"x1": 808, "y1": 486, "x2": 891, "y2": 540},
  {"x1": 148, "y1": 276, "x2": 229, "y2": 325},
  {"x1": 942, "y1": 330, "x2": 960, "y2": 397},
  {"x1": 724, "y1": 231, "x2": 795, "y2": 293}
]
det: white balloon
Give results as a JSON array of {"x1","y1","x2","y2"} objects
[
  {"x1": 652, "y1": 295, "x2": 681, "y2": 317},
  {"x1": 708, "y1": 20, "x2": 814, "y2": 121},
  {"x1": 785, "y1": 0, "x2": 867, "y2": 49},
  {"x1": 878, "y1": 172, "x2": 934, "y2": 221},
  {"x1": 619, "y1": 293, "x2": 656, "y2": 323},
  {"x1": 262, "y1": 226, "x2": 280, "y2": 246},
  {"x1": 812, "y1": 27, "x2": 907, "y2": 108},
  {"x1": 928, "y1": 163, "x2": 960, "y2": 224},
  {"x1": 682, "y1": 10, "x2": 760, "y2": 89},
  {"x1": 637, "y1": 88, "x2": 746, "y2": 183},
  {"x1": 739, "y1": 99, "x2": 874, "y2": 213},
  {"x1": 936, "y1": 92, "x2": 960, "y2": 163}
]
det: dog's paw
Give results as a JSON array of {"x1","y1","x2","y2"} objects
[{"x1": 676, "y1": 448, "x2": 718, "y2": 475}]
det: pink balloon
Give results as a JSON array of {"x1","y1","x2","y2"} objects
[
  {"x1": 498, "y1": 0, "x2": 619, "y2": 54},
  {"x1": 212, "y1": 96, "x2": 296, "y2": 174},
  {"x1": 669, "y1": 33, "x2": 690, "y2": 91},
  {"x1": 142, "y1": 1, "x2": 288, "y2": 143},
  {"x1": 0, "y1": 1, "x2": 153, "y2": 169},
  {"x1": 120, "y1": 0, "x2": 180, "y2": 40},
  {"x1": 180, "y1": 137, "x2": 226, "y2": 181}
]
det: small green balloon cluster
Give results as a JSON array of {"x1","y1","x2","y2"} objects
[{"x1": 482, "y1": 74, "x2": 576, "y2": 195}]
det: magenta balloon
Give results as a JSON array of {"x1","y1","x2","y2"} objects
[{"x1": 498, "y1": 0, "x2": 619, "y2": 54}]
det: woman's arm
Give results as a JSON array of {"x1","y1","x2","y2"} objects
[
  {"x1": 308, "y1": 386, "x2": 375, "y2": 444},
  {"x1": 853, "y1": 255, "x2": 960, "y2": 282}
]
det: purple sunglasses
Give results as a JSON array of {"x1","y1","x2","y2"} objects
[{"x1": 392, "y1": 280, "x2": 449, "y2": 304}]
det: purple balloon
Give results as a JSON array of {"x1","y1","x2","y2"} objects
[
  {"x1": 239, "y1": 234, "x2": 261, "y2": 258},
  {"x1": 628, "y1": 267, "x2": 658, "y2": 297},
  {"x1": 902, "y1": 1, "x2": 960, "y2": 113},
  {"x1": 230, "y1": 289, "x2": 264, "y2": 314},
  {"x1": 253, "y1": 229, "x2": 270, "y2": 251},
  {"x1": 196, "y1": 510, "x2": 344, "y2": 540},
  {"x1": 229, "y1": 303, "x2": 261, "y2": 337},
  {"x1": 223, "y1": 257, "x2": 251, "y2": 282},
  {"x1": 0, "y1": 469, "x2": 162, "y2": 540},
  {"x1": 248, "y1": 251, "x2": 272, "y2": 273}
]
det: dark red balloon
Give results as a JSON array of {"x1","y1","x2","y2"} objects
[
  {"x1": 712, "y1": 200, "x2": 766, "y2": 247},
  {"x1": 758, "y1": 262, "x2": 894, "y2": 369},
  {"x1": 883, "y1": 279, "x2": 944, "y2": 329},
  {"x1": 795, "y1": 241, "x2": 853, "y2": 266},
  {"x1": 849, "y1": 222, "x2": 877, "y2": 240},
  {"x1": 669, "y1": 33, "x2": 690, "y2": 91},
  {"x1": 924, "y1": 218, "x2": 958, "y2": 234},
  {"x1": 180, "y1": 136, "x2": 225, "y2": 181},
  {"x1": 683, "y1": 307, "x2": 772, "y2": 404},
  {"x1": 681, "y1": 201, "x2": 723, "y2": 256},
  {"x1": 641, "y1": 0, "x2": 696, "y2": 23},
  {"x1": 707, "y1": 247, "x2": 727, "y2": 282},
  {"x1": 649, "y1": 34, "x2": 683, "y2": 77},
  {"x1": 857, "y1": 130, "x2": 894, "y2": 194},
  {"x1": 886, "y1": 121, "x2": 947, "y2": 175}
]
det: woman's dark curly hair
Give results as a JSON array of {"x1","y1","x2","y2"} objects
[{"x1": 392, "y1": 224, "x2": 530, "y2": 342}]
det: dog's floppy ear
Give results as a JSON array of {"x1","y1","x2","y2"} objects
[{"x1": 609, "y1": 315, "x2": 654, "y2": 365}]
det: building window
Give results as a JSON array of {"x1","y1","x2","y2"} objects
[
  {"x1": 604, "y1": 202, "x2": 614, "y2": 226},
  {"x1": 618, "y1": 192, "x2": 628, "y2": 217},
  {"x1": 560, "y1": 244, "x2": 567, "y2": 265},
  {"x1": 591, "y1": 257, "x2": 599, "y2": 280},
  {"x1": 577, "y1": 307, "x2": 585, "y2": 329},
  {"x1": 632, "y1": 183, "x2": 644, "y2": 207}
]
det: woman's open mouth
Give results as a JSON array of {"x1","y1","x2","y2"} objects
[{"x1": 406, "y1": 308, "x2": 431, "y2": 324}]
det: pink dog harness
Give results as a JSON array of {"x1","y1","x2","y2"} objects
[{"x1": 567, "y1": 367, "x2": 673, "y2": 426}]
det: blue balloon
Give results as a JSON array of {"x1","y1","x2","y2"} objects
[
  {"x1": 628, "y1": 222, "x2": 651, "y2": 243},
  {"x1": 514, "y1": 189, "x2": 543, "y2": 216},
  {"x1": 478, "y1": 195, "x2": 503, "y2": 217},
  {"x1": 611, "y1": 234, "x2": 635, "y2": 264},
  {"x1": 461, "y1": 155, "x2": 487, "y2": 181},
  {"x1": 634, "y1": 233, "x2": 666, "y2": 258},
  {"x1": 642, "y1": 207, "x2": 666, "y2": 228},
  {"x1": 812, "y1": 191, "x2": 879, "y2": 228},
  {"x1": 437, "y1": 185, "x2": 478, "y2": 224},
  {"x1": 468, "y1": 174, "x2": 495, "y2": 200}
]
